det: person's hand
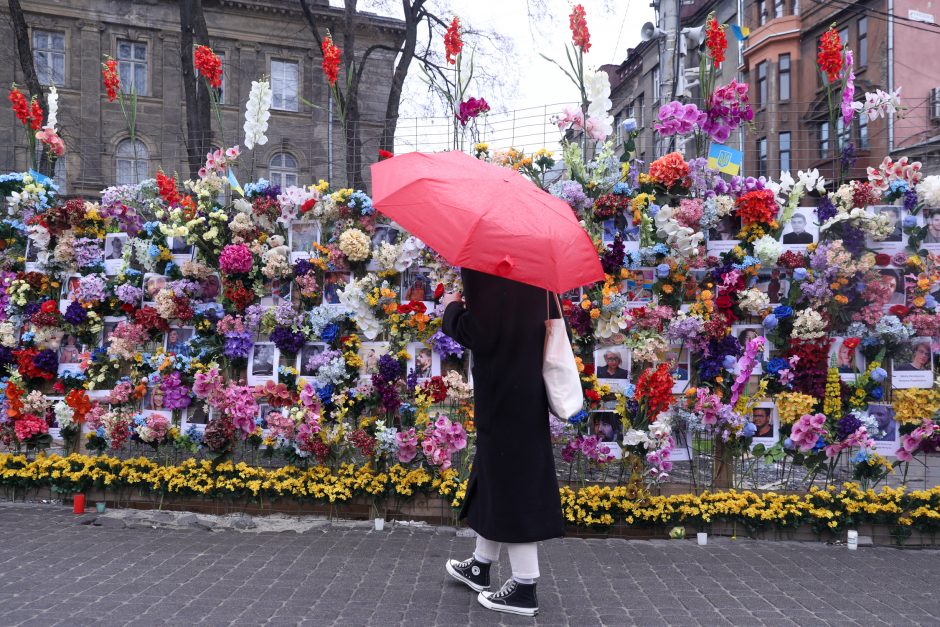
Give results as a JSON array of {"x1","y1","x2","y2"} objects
[{"x1": 442, "y1": 291, "x2": 463, "y2": 308}]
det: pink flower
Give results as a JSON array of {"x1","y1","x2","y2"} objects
[
  {"x1": 654, "y1": 101, "x2": 706, "y2": 136},
  {"x1": 219, "y1": 244, "x2": 254, "y2": 274},
  {"x1": 396, "y1": 428, "x2": 418, "y2": 463},
  {"x1": 791, "y1": 413, "x2": 828, "y2": 451}
]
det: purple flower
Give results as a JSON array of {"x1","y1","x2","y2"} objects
[
  {"x1": 654, "y1": 101, "x2": 705, "y2": 136},
  {"x1": 601, "y1": 237, "x2": 626, "y2": 275},
  {"x1": 223, "y1": 331, "x2": 254, "y2": 360},
  {"x1": 115, "y1": 283, "x2": 144, "y2": 305},
  {"x1": 377, "y1": 354, "x2": 403, "y2": 383},
  {"x1": 270, "y1": 325, "x2": 305, "y2": 356},
  {"x1": 63, "y1": 300, "x2": 87, "y2": 325},
  {"x1": 816, "y1": 196, "x2": 837, "y2": 222},
  {"x1": 33, "y1": 349, "x2": 58, "y2": 375},
  {"x1": 836, "y1": 415, "x2": 862, "y2": 441},
  {"x1": 457, "y1": 97, "x2": 491, "y2": 126},
  {"x1": 842, "y1": 224, "x2": 866, "y2": 255},
  {"x1": 73, "y1": 238, "x2": 104, "y2": 268},
  {"x1": 431, "y1": 330, "x2": 464, "y2": 359},
  {"x1": 160, "y1": 371, "x2": 192, "y2": 410}
]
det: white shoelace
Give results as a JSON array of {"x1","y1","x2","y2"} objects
[{"x1": 490, "y1": 580, "x2": 517, "y2": 599}]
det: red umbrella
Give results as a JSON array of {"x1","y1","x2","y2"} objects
[{"x1": 370, "y1": 151, "x2": 604, "y2": 294}]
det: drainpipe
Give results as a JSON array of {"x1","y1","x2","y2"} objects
[
  {"x1": 328, "y1": 91, "x2": 334, "y2": 182},
  {"x1": 887, "y1": 0, "x2": 894, "y2": 152}
]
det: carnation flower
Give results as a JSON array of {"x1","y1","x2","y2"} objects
[
  {"x1": 219, "y1": 244, "x2": 254, "y2": 274},
  {"x1": 338, "y1": 228, "x2": 371, "y2": 262}
]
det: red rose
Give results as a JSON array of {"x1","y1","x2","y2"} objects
[
  {"x1": 842, "y1": 337, "x2": 861, "y2": 349},
  {"x1": 889, "y1": 305, "x2": 909, "y2": 317},
  {"x1": 583, "y1": 364, "x2": 595, "y2": 376},
  {"x1": 300, "y1": 198, "x2": 317, "y2": 214},
  {"x1": 875, "y1": 253, "x2": 891, "y2": 266},
  {"x1": 434, "y1": 283, "x2": 445, "y2": 300},
  {"x1": 40, "y1": 300, "x2": 57, "y2": 314},
  {"x1": 715, "y1": 294, "x2": 733, "y2": 309}
]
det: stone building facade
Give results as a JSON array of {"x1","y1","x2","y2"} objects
[{"x1": 0, "y1": 0, "x2": 404, "y2": 196}]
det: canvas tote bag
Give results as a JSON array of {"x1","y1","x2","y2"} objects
[{"x1": 543, "y1": 291, "x2": 583, "y2": 419}]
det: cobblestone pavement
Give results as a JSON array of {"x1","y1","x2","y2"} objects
[{"x1": 1, "y1": 503, "x2": 938, "y2": 626}]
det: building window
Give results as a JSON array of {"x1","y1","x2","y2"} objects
[
  {"x1": 837, "y1": 118, "x2": 850, "y2": 149},
  {"x1": 269, "y1": 152, "x2": 298, "y2": 188},
  {"x1": 778, "y1": 54, "x2": 791, "y2": 101},
  {"x1": 271, "y1": 59, "x2": 299, "y2": 111},
  {"x1": 757, "y1": 61, "x2": 768, "y2": 106},
  {"x1": 819, "y1": 122, "x2": 830, "y2": 158},
  {"x1": 839, "y1": 26, "x2": 849, "y2": 45},
  {"x1": 651, "y1": 67, "x2": 661, "y2": 103},
  {"x1": 774, "y1": 0, "x2": 784, "y2": 18},
  {"x1": 757, "y1": 137, "x2": 768, "y2": 178},
  {"x1": 858, "y1": 17, "x2": 868, "y2": 66},
  {"x1": 115, "y1": 139, "x2": 149, "y2": 185},
  {"x1": 117, "y1": 40, "x2": 148, "y2": 96},
  {"x1": 792, "y1": 0, "x2": 800, "y2": 15},
  {"x1": 757, "y1": 0, "x2": 767, "y2": 25},
  {"x1": 858, "y1": 115, "x2": 869, "y2": 149},
  {"x1": 779, "y1": 132, "x2": 791, "y2": 173},
  {"x1": 636, "y1": 95, "x2": 644, "y2": 127},
  {"x1": 33, "y1": 30, "x2": 65, "y2": 86}
]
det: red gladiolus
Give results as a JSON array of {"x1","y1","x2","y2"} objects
[
  {"x1": 65, "y1": 389, "x2": 92, "y2": 424},
  {"x1": 569, "y1": 5, "x2": 591, "y2": 53},
  {"x1": 28, "y1": 99, "x2": 43, "y2": 130},
  {"x1": 321, "y1": 34, "x2": 342, "y2": 87},
  {"x1": 194, "y1": 45, "x2": 223, "y2": 89},
  {"x1": 156, "y1": 170, "x2": 181, "y2": 206},
  {"x1": 635, "y1": 363, "x2": 675, "y2": 418},
  {"x1": 8, "y1": 87, "x2": 30, "y2": 125},
  {"x1": 444, "y1": 16, "x2": 463, "y2": 64},
  {"x1": 704, "y1": 16, "x2": 727, "y2": 67},
  {"x1": 102, "y1": 57, "x2": 120, "y2": 102},
  {"x1": 817, "y1": 27, "x2": 843, "y2": 83}
]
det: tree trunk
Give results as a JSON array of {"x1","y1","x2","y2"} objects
[
  {"x1": 379, "y1": 0, "x2": 422, "y2": 154},
  {"x1": 341, "y1": 0, "x2": 365, "y2": 189},
  {"x1": 180, "y1": 0, "x2": 212, "y2": 179},
  {"x1": 8, "y1": 0, "x2": 53, "y2": 176}
]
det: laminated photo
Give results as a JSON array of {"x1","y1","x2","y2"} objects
[
  {"x1": 594, "y1": 345, "x2": 631, "y2": 392},
  {"x1": 749, "y1": 402, "x2": 778, "y2": 444},
  {"x1": 104, "y1": 233, "x2": 127, "y2": 274},
  {"x1": 830, "y1": 337, "x2": 864, "y2": 381},
  {"x1": 891, "y1": 337, "x2": 934, "y2": 389},
  {"x1": 248, "y1": 341, "x2": 278, "y2": 385},
  {"x1": 779, "y1": 208, "x2": 818, "y2": 251},
  {"x1": 867, "y1": 205, "x2": 905, "y2": 253},
  {"x1": 706, "y1": 215, "x2": 741, "y2": 254},
  {"x1": 408, "y1": 342, "x2": 440, "y2": 380}
]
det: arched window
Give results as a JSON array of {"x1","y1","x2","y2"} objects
[
  {"x1": 115, "y1": 139, "x2": 149, "y2": 185},
  {"x1": 269, "y1": 152, "x2": 298, "y2": 188}
]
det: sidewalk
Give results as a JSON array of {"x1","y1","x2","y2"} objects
[{"x1": 0, "y1": 503, "x2": 936, "y2": 626}]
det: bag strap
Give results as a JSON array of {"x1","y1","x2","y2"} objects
[{"x1": 546, "y1": 291, "x2": 564, "y2": 321}]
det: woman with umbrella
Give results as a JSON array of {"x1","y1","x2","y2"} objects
[{"x1": 440, "y1": 270, "x2": 565, "y2": 617}]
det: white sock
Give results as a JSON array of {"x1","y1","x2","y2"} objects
[
  {"x1": 473, "y1": 553, "x2": 492, "y2": 564},
  {"x1": 513, "y1": 577, "x2": 535, "y2": 585}
]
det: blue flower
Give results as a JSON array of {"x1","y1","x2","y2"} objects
[
  {"x1": 321, "y1": 323, "x2": 339, "y2": 344},
  {"x1": 96, "y1": 426, "x2": 106, "y2": 438},
  {"x1": 870, "y1": 367, "x2": 888, "y2": 383},
  {"x1": 568, "y1": 410, "x2": 588, "y2": 424},
  {"x1": 870, "y1": 386, "x2": 884, "y2": 401},
  {"x1": 722, "y1": 355, "x2": 737, "y2": 370},
  {"x1": 623, "y1": 382, "x2": 636, "y2": 399},
  {"x1": 766, "y1": 357, "x2": 788, "y2": 374},
  {"x1": 783, "y1": 437, "x2": 795, "y2": 450},
  {"x1": 855, "y1": 281, "x2": 866, "y2": 293},
  {"x1": 742, "y1": 422, "x2": 757, "y2": 437},
  {"x1": 773, "y1": 305, "x2": 793, "y2": 319},
  {"x1": 813, "y1": 435, "x2": 826, "y2": 450},
  {"x1": 147, "y1": 243, "x2": 160, "y2": 259},
  {"x1": 762, "y1": 314, "x2": 778, "y2": 330},
  {"x1": 316, "y1": 384, "x2": 335, "y2": 403},
  {"x1": 927, "y1": 295, "x2": 938, "y2": 309},
  {"x1": 612, "y1": 182, "x2": 632, "y2": 196},
  {"x1": 903, "y1": 215, "x2": 918, "y2": 229},
  {"x1": 651, "y1": 243, "x2": 669, "y2": 255},
  {"x1": 621, "y1": 118, "x2": 638, "y2": 133},
  {"x1": 792, "y1": 268, "x2": 807, "y2": 281},
  {"x1": 656, "y1": 263, "x2": 670, "y2": 278},
  {"x1": 648, "y1": 204, "x2": 660, "y2": 217},
  {"x1": 852, "y1": 449, "x2": 870, "y2": 463}
]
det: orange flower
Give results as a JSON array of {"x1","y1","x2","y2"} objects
[
  {"x1": 817, "y1": 27, "x2": 843, "y2": 83},
  {"x1": 569, "y1": 5, "x2": 591, "y2": 53},
  {"x1": 648, "y1": 152, "x2": 690, "y2": 189},
  {"x1": 65, "y1": 389, "x2": 92, "y2": 424},
  {"x1": 704, "y1": 16, "x2": 727, "y2": 67},
  {"x1": 156, "y1": 170, "x2": 181, "y2": 206},
  {"x1": 194, "y1": 45, "x2": 223, "y2": 89}
]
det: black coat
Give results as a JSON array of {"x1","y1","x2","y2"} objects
[{"x1": 442, "y1": 269, "x2": 565, "y2": 543}]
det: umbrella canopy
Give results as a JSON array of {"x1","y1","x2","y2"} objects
[{"x1": 370, "y1": 151, "x2": 604, "y2": 294}]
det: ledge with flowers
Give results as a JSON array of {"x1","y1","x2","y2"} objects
[{"x1": 3, "y1": 9, "x2": 940, "y2": 544}]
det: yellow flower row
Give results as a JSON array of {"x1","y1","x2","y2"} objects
[{"x1": 5, "y1": 454, "x2": 940, "y2": 535}]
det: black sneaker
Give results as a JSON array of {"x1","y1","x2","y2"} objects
[
  {"x1": 445, "y1": 557, "x2": 491, "y2": 592},
  {"x1": 477, "y1": 579, "x2": 538, "y2": 616}
]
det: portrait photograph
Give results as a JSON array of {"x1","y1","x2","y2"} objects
[
  {"x1": 25, "y1": 238, "x2": 39, "y2": 263},
  {"x1": 891, "y1": 337, "x2": 935, "y2": 389},
  {"x1": 408, "y1": 343, "x2": 440, "y2": 380},
  {"x1": 754, "y1": 269, "x2": 790, "y2": 304},
  {"x1": 868, "y1": 205, "x2": 905, "y2": 252},
  {"x1": 290, "y1": 222, "x2": 321, "y2": 254},
  {"x1": 878, "y1": 269, "x2": 906, "y2": 305},
  {"x1": 922, "y1": 207, "x2": 940, "y2": 251},
  {"x1": 830, "y1": 337, "x2": 864, "y2": 381},
  {"x1": 779, "y1": 209, "x2": 818, "y2": 250},
  {"x1": 732, "y1": 325, "x2": 769, "y2": 373},
  {"x1": 594, "y1": 345, "x2": 631, "y2": 391},
  {"x1": 867, "y1": 403, "x2": 899, "y2": 451},
  {"x1": 100, "y1": 317, "x2": 123, "y2": 348},
  {"x1": 261, "y1": 279, "x2": 292, "y2": 307},
  {"x1": 664, "y1": 346, "x2": 691, "y2": 393},
  {"x1": 590, "y1": 411, "x2": 623, "y2": 444},
  {"x1": 60, "y1": 274, "x2": 82, "y2": 302},
  {"x1": 104, "y1": 233, "x2": 127, "y2": 274},
  {"x1": 58, "y1": 334, "x2": 84, "y2": 373},
  {"x1": 298, "y1": 342, "x2": 327, "y2": 377},
  {"x1": 323, "y1": 272, "x2": 351, "y2": 306},
  {"x1": 165, "y1": 327, "x2": 194, "y2": 357},
  {"x1": 371, "y1": 224, "x2": 400, "y2": 248},
  {"x1": 750, "y1": 402, "x2": 778, "y2": 442},
  {"x1": 143, "y1": 273, "x2": 167, "y2": 302},
  {"x1": 248, "y1": 342, "x2": 277, "y2": 383},
  {"x1": 706, "y1": 215, "x2": 741, "y2": 254},
  {"x1": 602, "y1": 211, "x2": 640, "y2": 245},
  {"x1": 401, "y1": 268, "x2": 432, "y2": 303},
  {"x1": 358, "y1": 342, "x2": 390, "y2": 377},
  {"x1": 623, "y1": 269, "x2": 654, "y2": 303},
  {"x1": 200, "y1": 274, "x2": 222, "y2": 301},
  {"x1": 183, "y1": 404, "x2": 210, "y2": 427}
]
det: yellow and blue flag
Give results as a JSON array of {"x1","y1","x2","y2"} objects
[
  {"x1": 227, "y1": 167, "x2": 244, "y2": 197},
  {"x1": 707, "y1": 144, "x2": 743, "y2": 176},
  {"x1": 731, "y1": 24, "x2": 750, "y2": 42}
]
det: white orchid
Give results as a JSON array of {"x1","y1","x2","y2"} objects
[
  {"x1": 851, "y1": 87, "x2": 902, "y2": 121},
  {"x1": 243, "y1": 79, "x2": 272, "y2": 150},
  {"x1": 46, "y1": 86, "x2": 58, "y2": 131},
  {"x1": 797, "y1": 168, "x2": 826, "y2": 194}
]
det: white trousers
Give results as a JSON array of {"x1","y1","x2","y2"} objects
[{"x1": 474, "y1": 534, "x2": 540, "y2": 579}]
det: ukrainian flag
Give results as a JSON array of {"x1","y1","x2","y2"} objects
[
  {"x1": 227, "y1": 167, "x2": 244, "y2": 197},
  {"x1": 707, "y1": 144, "x2": 743, "y2": 176}
]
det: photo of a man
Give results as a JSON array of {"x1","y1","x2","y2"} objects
[
  {"x1": 896, "y1": 340, "x2": 932, "y2": 371},
  {"x1": 414, "y1": 347, "x2": 433, "y2": 379},
  {"x1": 105, "y1": 235, "x2": 126, "y2": 260},
  {"x1": 144, "y1": 274, "x2": 167, "y2": 300},
  {"x1": 186, "y1": 404, "x2": 209, "y2": 425},
  {"x1": 868, "y1": 403, "x2": 897, "y2": 442},
  {"x1": 403, "y1": 273, "x2": 430, "y2": 302},
  {"x1": 591, "y1": 412, "x2": 623, "y2": 443},
  {"x1": 782, "y1": 212, "x2": 815, "y2": 244},
  {"x1": 708, "y1": 215, "x2": 739, "y2": 241},
  {"x1": 168, "y1": 237, "x2": 192, "y2": 255},
  {"x1": 924, "y1": 208, "x2": 940, "y2": 244},
  {"x1": 372, "y1": 225, "x2": 399, "y2": 247},
  {"x1": 323, "y1": 272, "x2": 349, "y2": 305},
  {"x1": 166, "y1": 328, "x2": 193, "y2": 357},
  {"x1": 879, "y1": 269, "x2": 906, "y2": 305},
  {"x1": 751, "y1": 407, "x2": 774, "y2": 438},
  {"x1": 876, "y1": 206, "x2": 902, "y2": 242}
]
